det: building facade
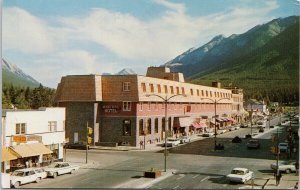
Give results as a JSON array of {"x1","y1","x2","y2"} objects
[
  {"x1": 56, "y1": 67, "x2": 243, "y2": 147},
  {"x1": 2, "y1": 107, "x2": 66, "y2": 172}
]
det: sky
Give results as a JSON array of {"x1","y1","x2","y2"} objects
[{"x1": 2, "y1": 0, "x2": 299, "y2": 88}]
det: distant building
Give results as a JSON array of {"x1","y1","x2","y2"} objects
[
  {"x1": 2, "y1": 107, "x2": 65, "y2": 173},
  {"x1": 55, "y1": 67, "x2": 244, "y2": 147},
  {"x1": 245, "y1": 99, "x2": 268, "y2": 116}
]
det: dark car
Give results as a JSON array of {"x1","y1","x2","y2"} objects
[
  {"x1": 270, "y1": 125, "x2": 274, "y2": 128},
  {"x1": 245, "y1": 134, "x2": 252, "y2": 139},
  {"x1": 247, "y1": 140, "x2": 260, "y2": 149},
  {"x1": 232, "y1": 136, "x2": 242, "y2": 143},
  {"x1": 259, "y1": 127, "x2": 264, "y2": 133},
  {"x1": 64, "y1": 142, "x2": 90, "y2": 150}
]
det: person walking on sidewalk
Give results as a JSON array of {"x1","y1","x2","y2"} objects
[{"x1": 139, "y1": 141, "x2": 143, "y2": 149}]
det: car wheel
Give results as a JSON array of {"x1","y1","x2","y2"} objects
[
  {"x1": 14, "y1": 181, "x2": 20, "y2": 188},
  {"x1": 53, "y1": 172, "x2": 58, "y2": 178},
  {"x1": 36, "y1": 177, "x2": 41, "y2": 183},
  {"x1": 286, "y1": 169, "x2": 291, "y2": 174},
  {"x1": 70, "y1": 169, "x2": 75, "y2": 174}
]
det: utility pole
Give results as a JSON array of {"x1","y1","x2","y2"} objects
[
  {"x1": 86, "y1": 122, "x2": 88, "y2": 164},
  {"x1": 276, "y1": 127, "x2": 280, "y2": 185}
]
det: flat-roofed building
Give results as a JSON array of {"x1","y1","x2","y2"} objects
[{"x1": 55, "y1": 67, "x2": 242, "y2": 147}]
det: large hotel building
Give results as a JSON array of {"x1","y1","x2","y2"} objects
[{"x1": 55, "y1": 67, "x2": 244, "y2": 147}]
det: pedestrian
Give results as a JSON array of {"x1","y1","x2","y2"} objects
[
  {"x1": 295, "y1": 162, "x2": 299, "y2": 175},
  {"x1": 139, "y1": 141, "x2": 143, "y2": 149},
  {"x1": 294, "y1": 182, "x2": 298, "y2": 190},
  {"x1": 25, "y1": 161, "x2": 29, "y2": 168}
]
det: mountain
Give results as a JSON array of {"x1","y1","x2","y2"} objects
[
  {"x1": 116, "y1": 68, "x2": 136, "y2": 75},
  {"x1": 164, "y1": 16, "x2": 299, "y2": 103},
  {"x1": 2, "y1": 58, "x2": 40, "y2": 88}
]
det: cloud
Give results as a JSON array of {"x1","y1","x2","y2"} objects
[
  {"x1": 3, "y1": 7, "x2": 55, "y2": 54},
  {"x1": 3, "y1": 0, "x2": 281, "y2": 87}
]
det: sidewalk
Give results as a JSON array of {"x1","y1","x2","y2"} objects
[
  {"x1": 264, "y1": 174, "x2": 299, "y2": 189},
  {"x1": 89, "y1": 133, "x2": 206, "y2": 151}
]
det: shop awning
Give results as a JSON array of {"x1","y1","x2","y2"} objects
[
  {"x1": 2, "y1": 147, "x2": 18, "y2": 162},
  {"x1": 10, "y1": 143, "x2": 52, "y2": 158}
]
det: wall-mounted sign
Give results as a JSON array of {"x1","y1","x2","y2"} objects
[
  {"x1": 27, "y1": 135, "x2": 42, "y2": 143},
  {"x1": 102, "y1": 105, "x2": 120, "y2": 113},
  {"x1": 12, "y1": 135, "x2": 27, "y2": 143}
]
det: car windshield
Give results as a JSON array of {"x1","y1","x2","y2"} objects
[
  {"x1": 168, "y1": 139, "x2": 176, "y2": 142},
  {"x1": 49, "y1": 163, "x2": 62, "y2": 168},
  {"x1": 231, "y1": 170, "x2": 244, "y2": 175},
  {"x1": 12, "y1": 171, "x2": 24, "y2": 176},
  {"x1": 279, "y1": 144, "x2": 287, "y2": 147}
]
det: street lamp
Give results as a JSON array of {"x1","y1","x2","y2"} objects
[
  {"x1": 145, "y1": 93, "x2": 187, "y2": 172},
  {"x1": 201, "y1": 97, "x2": 230, "y2": 151}
]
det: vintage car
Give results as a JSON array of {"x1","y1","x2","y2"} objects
[
  {"x1": 44, "y1": 162, "x2": 80, "y2": 178},
  {"x1": 202, "y1": 132, "x2": 214, "y2": 137},
  {"x1": 226, "y1": 168, "x2": 253, "y2": 184},
  {"x1": 278, "y1": 142, "x2": 289, "y2": 152},
  {"x1": 271, "y1": 160, "x2": 297, "y2": 173},
  {"x1": 247, "y1": 140, "x2": 260, "y2": 149},
  {"x1": 161, "y1": 138, "x2": 180, "y2": 147},
  {"x1": 10, "y1": 168, "x2": 47, "y2": 188},
  {"x1": 178, "y1": 136, "x2": 191, "y2": 144}
]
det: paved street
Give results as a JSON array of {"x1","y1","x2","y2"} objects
[{"x1": 21, "y1": 116, "x2": 298, "y2": 189}]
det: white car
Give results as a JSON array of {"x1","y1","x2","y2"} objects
[
  {"x1": 270, "y1": 161, "x2": 297, "y2": 173},
  {"x1": 202, "y1": 132, "x2": 214, "y2": 137},
  {"x1": 162, "y1": 138, "x2": 180, "y2": 147},
  {"x1": 278, "y1": 142, "x2": 289, "y2": 152},
  {"x1": 257, "y1": 120, "x2": 267, "y2": 128},
  {"x1": 178, "y1": 136, "x2": 191, "y2": 143},
  {"x1": 281, "y1": 121, "x2": 290, "y2": 126},
  {"x1": 217, "y1": 129, "x2": 227, "y2": 134},
  {"x1": 10, "y1": 168, "x2": 47, "y2": 188},
  {"x1": 226, "y1": 168, "x2": 253, "y2": 184},
  {"x1": 44, "y1": 162, "x2": 80, "y2": 178}
]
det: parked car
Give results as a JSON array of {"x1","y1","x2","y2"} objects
[
  {"x1": 247, "y1": 140, "x2": 260, "y2": 149},
  {"x1": 270, "y1": 125, "x2": 275, "y2": 128},
  {"x1": 240, "y1": 123, "x2": 249, "y2": 128},
  {"x1": 44, "y1": 162, "x2": 80, "y2": 178},
  {"x1": 10, "y1": 168, "x2": 47, "y2": 188},
  {"x1": 178, "y1": 136, "x2": 191, "y2": 144},
  {"x1": 226, "y1": 168, "x2": 253, "y2": 184},
  {"x1": 281, "y1": 121, "x2": 290, "y2": 126},
  {"x1": 278, "y1": 142, "x2": 289, "y2": 152},
  {"x1": 202, "y1": 132, "x2": 214, "y2": 137},
  {"x1": 245, "y1": 134, "x2": 252, "y2": 139},
  {"x1": 162, "y1": 138, "x2": 180, "y2": 147},
  {"x1": 64, "y1": 142, "x2": 90, "y2": 150},
  {"x1": 217, "y1": 129, "x2": 227, "y2": 134},
  {"x1": 259, "y1": 127, "x2": 264, "y2": 133},
  {"x1": 270, "y1": 160, "x2": 298, "y2": 173},
  {"x1": 232, "y1": 136, "x2": 242, "y2": 143},
  {"x1": 257, "y1": 120, "x2": 267, "y2": 128}
]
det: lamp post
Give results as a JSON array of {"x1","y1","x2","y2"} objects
[
  {"x1": 146, "y1": 93, "x2": 187, "y2": 172},
  {"x1": 201, "y1": 98, "x2": 230, "y2": 150}
]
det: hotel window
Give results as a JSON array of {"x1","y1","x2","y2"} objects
[
  {"x1": 147, "y1": 118, "x2": 152, "y2": 134},
  {"x1": 123, "y1": 101, "x2": 132, "y2": 111},
  {"x1": 139, "y1": 102, "x2": 143, "y2": 111},
  {"x1": 162, "y1": 118, "x2": 166, "y2": 132},
  {"x1": 48, "y1": 121, "x2": 57, "y2": 132},
  {"x1": 176, "y1": 87, "x2": 180, "y2": 95},
  {"x1": 201, "y1": 90, "x2": 204, "y2": 96},
  {"x1": 139, "y1": 119, "x2": 144, "y2": 135},
  {"x1": 148, "y1": 102, "x2": 151, "y2": 110},
  {"x1": 123, "y1": 120, "x2": 131, "y2": 136},
  {"x1": 123, "y1": 82, "x2": 131, "y2": 91},
  {"x1": 217, "y1": 92, "x2": 220, "y2": 97},
  {"x1": 141, "y1": 83, "x2": 146, "y2": 92},
  {"x1": 210, "y1": 91, "x2": 212, "y2": 97},
  {"x1": 206, "y1": 91, "x2": 208, "y2": 96},
  {"x1": 170, "y1": 86, "x2": 174, "y2": 94},
  {"x1": 190, "y1": 89, "x2": 193, "y2": 96},
  {"x1": 197, "y1": 89, "x2": 200, "y2": 96},
  {"x1": 168, "y1": 117, "x2": 172, "y2": 131},
  {"x1": 181, "y1": 87, "x2": 185, "y2": 94},
  {"x1": 164, "y1": 85, "x2": 168, "y2": 94},
  {"x1": 214, "y1": 92, "x2": 216, "y2": 97},
  {"x1": 16, "y1": 123, "x2": 26, "y2": 134},
  {"x1": 157, "y1": 84, "x2": 161, "y2": 93},
  {"x1": 155, "y1": 118, "x2": 159, "y2": 133},
  {"x1": 149, "y1": 84, "x2": 154, "y2": 93}
]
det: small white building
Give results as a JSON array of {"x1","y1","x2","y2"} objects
[
  {"x1": 2, "y1": 107, "x2": 65, "y2": 172},
  {"x1": 245, "y1": 99, "x2": 268, "y2": 115}
]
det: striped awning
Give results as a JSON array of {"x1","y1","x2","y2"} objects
[
  {"x1": 2, "y1": 147, "x2": 18, "y2": 162},
  {"x1": 10, "y1": 143, "x2": 52, "y2": 158}
]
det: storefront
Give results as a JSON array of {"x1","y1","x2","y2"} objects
[
  {"x1": 9, "y1": 143, "x2": 53, "y2": 171},
  {"x1": 1, "y1": 147, "x2": 18, "y2": 173}
]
